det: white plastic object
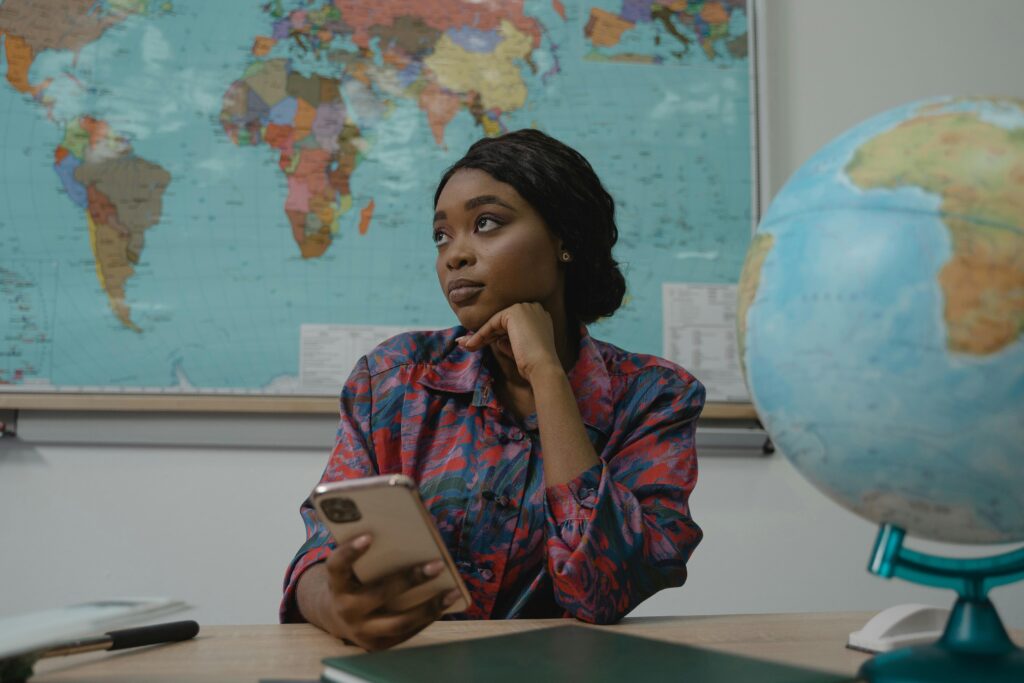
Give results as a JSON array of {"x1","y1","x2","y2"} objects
[{"x1": 847, "y1": 603, "x2": 950, "y2": 653}]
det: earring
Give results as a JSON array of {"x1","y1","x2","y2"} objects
[{"x1": 559, "y1": 250, "x2": 572, "y2": 262}]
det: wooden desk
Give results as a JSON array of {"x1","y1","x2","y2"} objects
[{"x1": 30, "y1": 612, "x2": 883, "y2": 682}]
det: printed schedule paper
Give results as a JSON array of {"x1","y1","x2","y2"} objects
[{"x1": 663, "y1": 283, "x2": 750, "y2": 403}]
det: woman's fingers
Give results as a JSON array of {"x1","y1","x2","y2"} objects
[
  {"x1": 457, "y1": 303, "x2": 552, "y2": 354},
  {"x1": 494, "y1": 336, "x2": 514, "y2": 359},
  {"x1": 357, "y1": 589, "x2": 462, "y2": 650},
  {"x1": 325, "y1": 534, "x2": 372, "y2": 592},
  {"x1": 324, "y1": 544, "x2": 454, "y2": 650},
  {"x1": 461, "y1": 329, "x2": 510, "y2": 353},
  {"x1": 346, "y1": 559, "x2": 446, "y2": 616},
  {"x1": 459, "y1": 311, "x2": 508, "y2": 350}
]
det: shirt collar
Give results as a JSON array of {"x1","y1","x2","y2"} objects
[
  {"x1": 566, "y1": 328, "x2": 614, "y2": 436},
  {"x1": 420, "y1": 325, "x2": 614, "y2": 437},
  {"x1": 418, "y1": 328, "x2": 480, "y2": 395}
]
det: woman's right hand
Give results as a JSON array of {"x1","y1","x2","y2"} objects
[{"x1": 303, "y1": 534, "x2": 462, "y2": 651}]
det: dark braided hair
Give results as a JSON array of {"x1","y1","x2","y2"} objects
[{"x1": 433, "y1": 129, "x2": 626, "y2": 325}]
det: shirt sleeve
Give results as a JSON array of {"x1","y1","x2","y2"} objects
[
  {"x1": 543, "y1": 368, "x2": 705, "y2": 624},
  {"x1": 279, "y1": 356, "x2": 379, "y2": 623}
]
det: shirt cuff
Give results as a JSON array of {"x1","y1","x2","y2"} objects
[
  {"x1": 545, "y1": 462, "x2": 603, "y2": 523},
  {"x1": 279, "y1": 544, "x2": 332, "y2": 623}
]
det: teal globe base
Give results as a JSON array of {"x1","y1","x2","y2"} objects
[
  {"x1": 860, "y1": 597, "x2": 1024, "y2": 682},
  {"x1": 858, "y1": 525, "x2": 1024, "y2": 683}
]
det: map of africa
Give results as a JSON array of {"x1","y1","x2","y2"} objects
[
  {"x1": 737, "y1": 97, "x2": 1024, "y2": 543},
  {"x1": 0, "y1": 0, "x2": 752, "y2": 396}
]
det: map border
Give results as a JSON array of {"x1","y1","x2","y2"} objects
[{"x1": 0, "y1": 0, "x2": 764, "y2": 418}]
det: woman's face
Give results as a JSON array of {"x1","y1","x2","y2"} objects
[{"x1": 433, "y1": 168, "x2": 566, "y2": 332}]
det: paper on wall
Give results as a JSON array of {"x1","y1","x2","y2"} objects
[{"x1": 663, "y1": 283, "x2": 750, "y2": 403}]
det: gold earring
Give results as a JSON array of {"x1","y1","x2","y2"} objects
[{"x1": 560, "y1": 250, "x2": 572, "y2": 262}]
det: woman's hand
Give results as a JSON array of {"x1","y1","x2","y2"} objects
[
  {"x1": 457, "y1": 302, "x2": 562, "y2": 383},
  {"x1": 305, "y1": 535, "x2": 462, "y2": 651}
]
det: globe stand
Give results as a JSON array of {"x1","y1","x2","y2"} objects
[{"x1": 858, "y1": 524, "x2": 1024, "y2": 682}]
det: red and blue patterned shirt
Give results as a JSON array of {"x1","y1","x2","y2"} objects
[{"x1": 282, "y1": 325, "x2": 704, "y2": 624}]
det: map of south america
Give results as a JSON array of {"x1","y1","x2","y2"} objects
[
  {"x1": 0, "y1": 0, "x2": 171, "y2": 333},
  {"x1": 56, "y1": 117, "x2": 171, "y2": 331}
]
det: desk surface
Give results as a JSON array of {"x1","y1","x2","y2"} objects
[
  {"x1": 30, "y1": 612, "x2": 888, "y2": 682},
  {"x1": 35, "y1": 610, "x2": 1024, "y2": 682}
]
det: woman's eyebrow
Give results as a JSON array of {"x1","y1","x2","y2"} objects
[
  {"x1": 464, "y1": 195, "x2": 515, "y2": 211},
  {"x1": 433, "y1": 195, "x2": 515, "y2": 222}
]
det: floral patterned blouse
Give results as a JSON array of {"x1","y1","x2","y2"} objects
[{"x1": 282, "y1": 325, "x2": 704, "y2": 624}]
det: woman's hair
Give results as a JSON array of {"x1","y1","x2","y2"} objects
[{"x1": 434, "y1": 129, "x2": 626, "y2": 325}]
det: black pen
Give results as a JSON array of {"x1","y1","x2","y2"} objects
[
  {"x1": 0, "y1": 622, "x2": 199, "y2": 683},
  {"x1": 37, "y1": 620, "x2": 200, "y2": 658}
]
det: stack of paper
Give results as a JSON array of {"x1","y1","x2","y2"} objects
[{"x1": 0, "y1": 598, "x2": 188, "y2": 660}]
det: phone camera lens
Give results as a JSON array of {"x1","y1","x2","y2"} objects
[{"x1": 322, "y1": 497, "x2": 361, "y2": 523}]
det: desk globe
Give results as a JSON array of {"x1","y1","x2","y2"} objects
[{"x1": 737, "y1": 96, "x2": 1024, "y2": 682}]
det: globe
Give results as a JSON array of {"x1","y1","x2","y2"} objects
[{"x1": 738, "y1": 96, "x2": 1024, "y2": 546}]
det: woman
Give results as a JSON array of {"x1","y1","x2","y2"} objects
[{"x1": 282, "y1": 129, "x2": 704, "y2": 650}]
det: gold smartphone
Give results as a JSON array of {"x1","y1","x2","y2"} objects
[{"x1": 310, "y1": 474, "x2": 471, "y2": 614}]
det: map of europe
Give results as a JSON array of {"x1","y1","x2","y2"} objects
[{"x1": 0, "y1": 0, "x2": 752, "y2": 395}]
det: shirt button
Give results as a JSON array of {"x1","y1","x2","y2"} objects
[{"x1": 479, "y1": 568, "x2": 494, "y2": 581}]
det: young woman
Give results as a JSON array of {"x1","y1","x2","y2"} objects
[{"x1": 283, "y1": 130, "x2": 705, "y2": 650}]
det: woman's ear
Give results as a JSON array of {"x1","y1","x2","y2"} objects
[
  {"x1": 552, "y1": 235, "x2": 569, "y2": 262},
  {"x1": 553, "y1": 236, "x2": 572, "y2": 263}
]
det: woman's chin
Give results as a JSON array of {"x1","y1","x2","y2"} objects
[
  {"x1": 451, "y1": 308, "x2": 493, "y2": 333},
  {"x1": 454, "y1": 316, "x2": 482, "y2": 333}
]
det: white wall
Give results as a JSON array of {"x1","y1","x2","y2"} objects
[
  {"x1": 0, "y1": 440, "x2": 329, "y2": 625},
  {"x1": 2, "y1": 0, "x2": 1023, "y2": 630},
  {"x1": 759, "y1": 0, "x2": 1024, "y2": 200},
  {"x1": 2, "y1": 427, "x2": 1021, "y2": 628}
]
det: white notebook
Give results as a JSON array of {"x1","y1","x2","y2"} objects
[{"x1": 0, "y1": 597, "x2": 189, "y2": 659}]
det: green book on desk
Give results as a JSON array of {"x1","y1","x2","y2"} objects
[{"x1": 321, "y1": 624, "x2": 851, "y2": 683}]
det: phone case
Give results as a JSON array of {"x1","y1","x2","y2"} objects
[{"x1": 311, "y1": 474, "x2": 471, "y2": 614}]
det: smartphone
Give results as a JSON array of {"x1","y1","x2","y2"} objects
[{"x1": 310, "y1": 474, "x2": 471, "y2": 614}]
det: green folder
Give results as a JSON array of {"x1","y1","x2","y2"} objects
[{"x1": 321, "y1": 624, "x2": 853, "y2": 683}]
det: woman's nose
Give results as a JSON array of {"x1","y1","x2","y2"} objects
[{"x1": 444, "y1": 237, "x2": 475, "y2": 270}]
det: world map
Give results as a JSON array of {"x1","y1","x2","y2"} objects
[{"x1": 0, "y1": 0, "x2": 752, "y2": 395}]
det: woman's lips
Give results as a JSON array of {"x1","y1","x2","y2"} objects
[{"x1": 448, "y1": 284, "x2": 484, "y2": 304}]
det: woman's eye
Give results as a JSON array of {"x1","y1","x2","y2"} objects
[
  {"x1": 432, "y1": 229, "x2": 449, "y2": 246},
  {"x1": 475, "y1": 216, "x2": 501, "y2": 232}
]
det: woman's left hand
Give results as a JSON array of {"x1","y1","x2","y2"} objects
[{"x1": 457, "y1": 302, "x2": 562, "y2": 383}]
